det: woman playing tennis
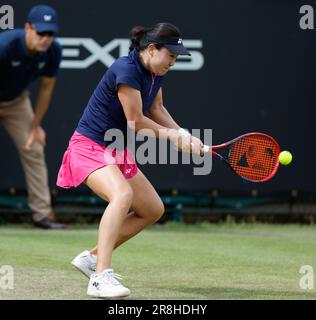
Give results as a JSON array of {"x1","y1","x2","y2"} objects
[{"x1": 57, "y1": 22, "x2": 204, "y2": 298}]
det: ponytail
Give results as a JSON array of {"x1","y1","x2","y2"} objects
[
  {"x1": 129, "y1": 26, "x2": 148, "y2": 52},
  {"x1": 129, "y1": 22, "x2": 181, "y2": 53}
]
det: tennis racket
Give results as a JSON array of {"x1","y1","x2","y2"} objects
[{"x1": 203, "y1": 132, "x2": 280, "y2": 183}]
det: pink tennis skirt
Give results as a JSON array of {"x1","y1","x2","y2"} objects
[{"x1": 56, "y1": 131, "x2": 138, "y2": 188}]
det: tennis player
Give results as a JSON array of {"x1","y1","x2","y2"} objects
[{"x1": 57, "y1": 22, "x2": 204, "y2": 298}]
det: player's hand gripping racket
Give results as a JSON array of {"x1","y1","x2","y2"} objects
[{"x1": 202, "y1": 132, "x2": 280, "y2": 183}]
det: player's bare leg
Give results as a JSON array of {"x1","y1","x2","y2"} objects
[
  {"x1": 89, "y1": 169, "x2": 164, "y2": 255},
  {"x1": 82, "y1": 165, "x2": 132, "y2": 298},
  {"x1": 84, "y1": 165, "x2": 133, "y2": 271}
]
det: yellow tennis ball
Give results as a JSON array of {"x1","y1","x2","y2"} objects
[{"x1": 278, "y1": 151, "x2": 292, "y2": 165}]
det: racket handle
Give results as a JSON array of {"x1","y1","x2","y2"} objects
[
  {"x1": 203, "y1": 145, "x2": 210, "y2": 153},
  {"x1": 190, "y1": 143, "x2": 210, "y2": 154}
]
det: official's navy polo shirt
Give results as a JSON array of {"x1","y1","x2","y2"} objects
[
  {"x1": 0, "y1": 29, "x2": 62, "y2": 102},
  {"x1": 76, "y1": 49, "x2": 164, "y2": 146}
]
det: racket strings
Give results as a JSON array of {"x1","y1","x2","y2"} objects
[{"x1": 228, "y1": 135, "x2": 279, "y2": 182}]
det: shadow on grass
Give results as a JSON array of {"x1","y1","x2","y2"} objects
[{"x1": 161, "y1": 286, "x2": 315, "y2": 300}]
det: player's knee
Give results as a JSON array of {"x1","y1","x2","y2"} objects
[
  {"x1": 113, "y1": 186, "x2": 134, "y2": 209},
  {"x1": 150, "y1": 200, "x2": 165, "y2": 223}
]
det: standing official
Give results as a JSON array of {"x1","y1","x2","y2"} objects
[{"x1": 0, "y1": 5, "x2": 64, "y2": 229}]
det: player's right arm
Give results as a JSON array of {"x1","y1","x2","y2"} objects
[
  {"x1": 118, "y1": 84, "x2": 180, "y2": 143},
  {"x1": 118, "y1": 84, "x2": 203, "y2": 154}
]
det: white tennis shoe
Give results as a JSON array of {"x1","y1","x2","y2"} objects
[
  {"x1": 87, "y1": 269, "x2": 130, "y2": 299},
  {"x1": 71, "y1": 250, "x2": 96, "y2": 278}
]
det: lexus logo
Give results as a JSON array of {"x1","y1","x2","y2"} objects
[{"x1": 57, "y1": 37, "x2": 204, "y2": 71}]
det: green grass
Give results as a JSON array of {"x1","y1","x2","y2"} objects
[{"x1": 0, "y1": 222, "x2": 316, "y2": 300}]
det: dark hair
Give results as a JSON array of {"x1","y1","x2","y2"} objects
[{"x1": 129, "y1": 22, "x2": 181, "y2": 53}]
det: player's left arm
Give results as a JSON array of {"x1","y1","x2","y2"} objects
[
  {"x1": 147, "y1": 88, "x2": 180, "y2": 129},
  {"x1": 147, "y1": 88, "x2": 204, "y2": 154}
]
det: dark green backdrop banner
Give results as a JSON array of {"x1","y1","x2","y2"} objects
[{"x1": 0, "y1": 1, "x2": 315, "y2": 192}]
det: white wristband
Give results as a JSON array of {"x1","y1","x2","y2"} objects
[{"x1": 178, "y1": 128, "x2": 191, "y2": 137}]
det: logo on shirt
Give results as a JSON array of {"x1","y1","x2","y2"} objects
[
  {"x1": 11, "y1": 60, "x2": 21, "y2": 67},
  {"x1": 43, "y1": 15, "x2": 52, "y2": 22},
  {"x1": 178, "y1": 38, "x2": 182, "y2": 44},
  {"x1": 38, "y1": 62, "x2": 46, "y2": 69}
]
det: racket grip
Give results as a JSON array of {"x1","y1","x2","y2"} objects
[
  {"x1": 190, "y1": 143, "x2": 210, "y2": 154},
  {"x1": 203, "y1": 145, "x2": 210, "y2": 153}
]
